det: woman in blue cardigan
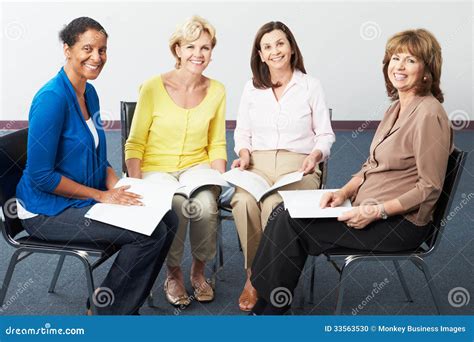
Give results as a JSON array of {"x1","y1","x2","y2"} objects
[{"x1": 15, "y1": 17, "x2": 178, "y2": 315}]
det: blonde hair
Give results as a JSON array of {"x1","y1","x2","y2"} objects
[
  {"x1": 169, "y1": 15, "x2": 217, "y2": 69},
  {"x1": 382, "y1": 28, "x2": 444, "y2": 103}
]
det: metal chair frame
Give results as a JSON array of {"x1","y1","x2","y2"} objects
[{"x1": 0, "y1": 128, "x2": 119, "y2": 315}]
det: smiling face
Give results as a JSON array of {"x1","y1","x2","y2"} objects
[
  {"x1": 64, "y1": 29, "x2": 107, "y2": 81},
  {"x1": 258, "y1": 29, "x2": 293, "y2": 73},
  {"x1": 175, "y1": 32, "x2": 213, "y2": 75},
  {"x1": 387, "y1": 51, "x2": 424, "y2": 96}
]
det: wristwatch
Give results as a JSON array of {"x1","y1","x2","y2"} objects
[{"x1": 379, "y1": 204, "x2": 388, "y2": 220}]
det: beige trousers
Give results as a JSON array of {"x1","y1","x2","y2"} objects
[
  {"x1": 143, "y1": 164, "x2": 220, "y2": 267},
  {"x1": 230, "y1": 150, "x2": 321, "y2": 269}
]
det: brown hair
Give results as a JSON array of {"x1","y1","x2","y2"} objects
[
  {"x1": 169, "y1": 15, "x2": 217, "y2": 69},
  {"x1": 383, "y1": 28, "x2": 444, "y2": 103},
  {"x1": 250, "y1": 21, "x2": 306, "y2": 89}
]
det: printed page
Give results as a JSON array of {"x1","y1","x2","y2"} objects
[
  {"x1": 85, "y1": 178, "x2": 180, "y2": 236},
  {"x1": 223, "y1": 169, "x2": 304, "y2": 201},
  {"x1": 177, "y1": 168, "x2": 230, "y2": 197},
  {"x1": 222, "y1": 168, "x2": 271, "y2": 201},
  {"x1": 279, "y1": 189, "x2": 352, "y2": 218},
  {"x1": 264, "y1": 171, "x2": 304, "y2": 198}
]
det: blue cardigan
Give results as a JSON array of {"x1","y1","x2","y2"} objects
[{"x1": 16, "y1": 68, "x2": 110, "y2": 216}]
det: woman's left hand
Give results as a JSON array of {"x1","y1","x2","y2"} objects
[
  {"x1": 337, "y1": 205, "x2": 380, "y2": 229},
  {"x1": 299, "y1": 150, "x2": 323, "y2": 175}
]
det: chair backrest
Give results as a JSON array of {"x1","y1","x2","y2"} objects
[
  {"x1": 427, "y1": 148, "x2": 467, "y2": 251},
  {"x1": 120, "y1": 101, "x2": 137, "y2": 175},
  {"x1": 0, "y1": 128, "x2": 28, "y2": 241},
  {"x1": 120, "y1": 102, "x2": 332, "y2": 187}
]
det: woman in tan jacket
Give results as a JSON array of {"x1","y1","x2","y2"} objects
[{"x1": 248, "y1": 28, "x2": 454, "y2": 315}]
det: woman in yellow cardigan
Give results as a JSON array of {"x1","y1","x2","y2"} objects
[{"x1": 125, "y1": 16, "x2": 227, "y2": 307}]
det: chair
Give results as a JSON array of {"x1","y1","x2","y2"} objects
[
  {"x1": 0, "y1": 128, "x2": 120, "y2": 315},
  {"x1": 309, "y1": 148, "x2": 467, "y2": 314},
  {"x1": 120, "y1": 101, "x2": 225, "y2": 286}
]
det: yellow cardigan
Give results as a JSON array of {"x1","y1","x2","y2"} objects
[{"x1": 125, "y1": 76, "x2": 227, "y2": 172}]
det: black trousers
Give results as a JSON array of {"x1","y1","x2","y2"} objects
[
  {"x1": 250, "y1": 203, "x2": 432, "y2": 305},
  {"x1": 22, "y1": 207, "x2": 178, "y2": 315}
]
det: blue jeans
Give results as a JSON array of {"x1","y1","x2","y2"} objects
[{"x1": 21, "y1": 206, "x2": 178, "y2": 315}]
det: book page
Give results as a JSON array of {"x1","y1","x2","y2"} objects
[
  {"x1": 223, "y1": 169, "x2": 304, "y2": 201},
  {"x1": 177, "y1": 168, "x2": 230, "y2": 197},
  {"x1": 222, "y1": 168, "x2": 271, "y2": 201},
  {"x1": 265, "y1": 171, "x2": 304, "y2": 197},
  {"x1": 279, "y1": 189, "x2": 352, "y2": 218},
  {"x1": 85, "y1": 178, "x2": 180, "y2": 236}
]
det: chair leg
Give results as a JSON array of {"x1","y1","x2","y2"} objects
[
  {"x1": 77, "y1": 254, "x2": 96, "y2": 315},
  {"x1": 48, "y1": 255, "x2": 66, "y2": 293},
  {"x1": 0, "y1": 249, "x2": 22, "y2": 305},
  {"x1": 393, "y1": 260, "x2": 413, "y2": 302},
  {"x1": 212, "y1": 218, "x2": 224, "y2": 285},
  {"x1": 334, "y1": 259, "x2": 353, "y2": 315},
  {"x1": 309, "y1": 256, "x2": 316, "y2": 304},
  {"x1": 147, "y1": 291, "x2": 157, "y2": 308},
  {"x1": 411, "y1": 257, "x2": 443, "y2": 314}
]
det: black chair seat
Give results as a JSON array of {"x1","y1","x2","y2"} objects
[
  {"x1": 15, "y1": 235, "x2": 118, "y2": 255},
  {"x1": 323, "y1": 246, "x2": 426, "y2": 257},
  {"x1": 0, "y1": 128, "x2": 122, "y2": 314}
]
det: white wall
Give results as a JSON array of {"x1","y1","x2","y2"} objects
[{"x1": 1, "y1": 1, "x2": 472, "y2": 122}]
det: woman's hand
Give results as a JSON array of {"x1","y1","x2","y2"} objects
[
  {"x1": 96, "y1": 185, "x2": 143, "y2": 206},
  {"x1": 337, "y1": 205, "x2": 381, "y2": 229},
  {"x1": 299, "y1": 150, "x2": 323, "y2": 175},
  {"x1": 231, "y1": 156, "x2": 250, "y2": 170},
  {"x1": 320, "y1": 190, "x2": 348, "y2": 208},
  {"x1": 231, "y1": 149, "x2": 251, "y2": 170}
]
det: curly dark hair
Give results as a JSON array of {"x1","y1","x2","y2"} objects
[{"x1": 59, "y1": 17, "x2": 108, "y2": 46}]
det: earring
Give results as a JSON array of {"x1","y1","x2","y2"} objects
[{"x1": 423, "y1": 76, "x2": 427, "y2": 82}]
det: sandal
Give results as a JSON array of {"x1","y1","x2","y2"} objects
[
  {"x1": 191, "y1": 278, "x2": 214, "y2": 303},
  {"x1": 164, "y1": 277, "x2": 190, "y2": 307},
  {"x1": 239, "y1": 286, "x2": 257, "y2": 312}
]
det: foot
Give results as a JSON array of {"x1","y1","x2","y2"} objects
[
  {"x1": 164, "y1": 267, "x2": 190, "y2": 307},
  {"x1": 239, "y1": 272, "x2": 257, "y2": 311},
  {"x1": 190, "y1": 259, "x2": 214, "y2": 302}
]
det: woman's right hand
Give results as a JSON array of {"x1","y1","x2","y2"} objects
[
  {"x1": 320, "y1": 190, "x2": 347, "y2": 208},
  {"x1": 231, "y1": 154, "x2": 250, "y2": 170},
  {"x1": 96, "y1": 185, "x2": 143, "y2": 206}
]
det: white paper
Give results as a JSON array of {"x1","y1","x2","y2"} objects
[
  {"x1": 177, "y1": 168, "x2": 230, "y2": 197},
  {"x1": 223, "y1": 169, "x2": 304, "y2": 201},
  {"x1": 279, "y1": 189, "x2": 352, "y2": 218},
  {"x1": 85, "y1": 178, "x2": 180, "y2": 236}
]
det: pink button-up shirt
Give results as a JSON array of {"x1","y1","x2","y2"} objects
[{"x1": 234, "y1": 70, "x2": 335, "y2": 160}]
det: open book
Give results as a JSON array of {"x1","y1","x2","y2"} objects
[
  {"x1": 85, "y1": 169, "x2": 229, "y2": 236},
  {"x1": 223, "y1": 169, "x2": 304, "y2": 202},
  {"x1": 279, "y1": 189, "x2": 352, "y2": 218}
]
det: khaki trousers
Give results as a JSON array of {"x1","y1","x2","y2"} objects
[
  {"x1": 230, "y1": 150, "x2": 321, "y2": 269},
  {"x1": 143, "y1": 164, "x2": 220, "y2": 267}
]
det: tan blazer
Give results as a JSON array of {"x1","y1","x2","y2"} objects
[{"x1": 353, "y1": 95, "x2": 453, "y2": 226}]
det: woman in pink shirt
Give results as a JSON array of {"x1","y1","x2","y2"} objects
[{"x1": 231, "y1": 21, "x2": 335, "y2": 311}]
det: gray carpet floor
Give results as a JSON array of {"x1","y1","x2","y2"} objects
[{"x1": 0, "y1": 130, "x2": 472, "y2": 316}]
